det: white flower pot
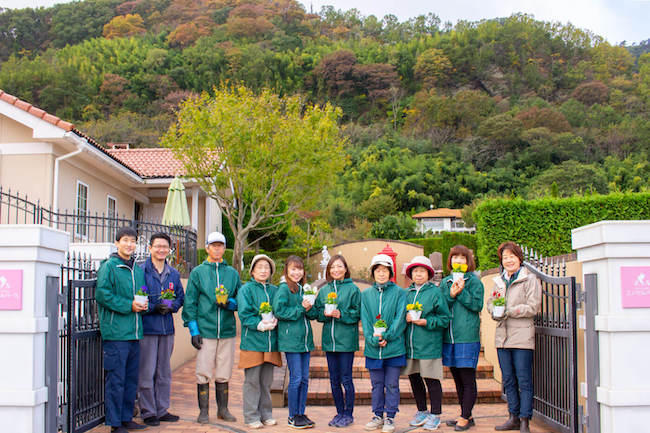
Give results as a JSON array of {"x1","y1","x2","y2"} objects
[
  {"x1": 493, "y1": 305, "x2": 505, "y2": 318},
  {"x1": 261, "y1": 312, "x2": 275, "y2": 322},
  {"x1": 134, "y1": 294, "x2": 148, "y2": 305},
  {"x1": 373, "y1": 326, "x2": 386, "y2": 336},
  {"x1": 452, "y1": 272, "x2": 464, "y2": 282},
  {"x1": 407, "y1": 310, "x2": 422, "y2": 321},
  {"x1": 303, "y1": 294, "x2": 316, "y2": 305},
  {"x1": 325, "y1": 303, "x2": 337, "y2": 315}
]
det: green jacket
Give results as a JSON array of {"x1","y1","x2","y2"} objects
[
  {"x1": 182, "y1": 259, "x2": 241, "y2": 339},
  {"x1": 314, "y1": 278, "x2": 361, "y2": 353},
  {"x1": 404, "y1": 282, "x2": 451, "y2": 359},
  {"x1": 361, "y1": 281, "x2": 407, "y2": 359},
  {"x1": 237, "y1": 280, "x2": 278, "y2": 352},
  {"x1": 440, "y1": 273, "x2": 484, "y2": 344},
  {"x1": 96, "y1": 254, "x2": 146, "y2": 341},
  {"x1": 273, "y1": 282, "x2": 318, "y2": 353}
]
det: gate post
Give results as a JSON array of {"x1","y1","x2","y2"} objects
[
  {"x1": 0, "y1": 225, "x2": 69, "y2": 433},
  {"x1": 572, "y1": 220, "x2": 650, "y2": 433}
]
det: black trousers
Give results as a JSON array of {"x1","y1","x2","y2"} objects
[
  {"x1": 450, "y1": 367, "x2": 477, "y2": 419},
  {"x1": 408, "y1": 373, "x2": 442, "y2": 415}
]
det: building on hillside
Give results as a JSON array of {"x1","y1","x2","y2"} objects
[
  {"x1": 411, "y1": 207, "x2": 475, "y2": 234},
  {"x1": 0, "y1": 89, "x2": 222, "y2": 266}
]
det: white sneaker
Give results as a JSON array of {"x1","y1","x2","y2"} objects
[
  {"x1": 247, "y1": 421, "x2": 264, "y2": 429},
  {"x1": 381, "y1": 417, "x2": 395, "y2": 433},
  {"x1": 263, "y1": 418, "x2": 277, "y2": 426},
  {"x1": 365, "y1": 415, "x2": 384, "y2": 430}
]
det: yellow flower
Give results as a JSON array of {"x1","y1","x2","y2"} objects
[
  {"x1": 406, "y1": 304, "x2": 414, "y2": 310},
  {"x1": 327, "y1": 292, "x2": 338, "y2": 299}
]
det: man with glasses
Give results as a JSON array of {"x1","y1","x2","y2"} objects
[{"x1": 138, "y1": 232, "x2": 185, "y2": 426}]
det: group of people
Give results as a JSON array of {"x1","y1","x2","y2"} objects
[{"x1": 96, "y1": 228, "x2": 541, "y2": 433}]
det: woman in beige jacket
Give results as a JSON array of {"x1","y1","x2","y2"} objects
[{"x1": 486, "y1": 242, "x2": 541, "y2": 433}]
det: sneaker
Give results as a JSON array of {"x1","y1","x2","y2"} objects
[
  {"x1": 365, "y1": 415, "x2": 384, "y2": 431},
  {"x1": 381, "y1": 417, "x2": 395, "y2": 433},
  {"x1": 247, "y1": 420, "x2": 264, "y2": 429},
  {"x1": 158, "y1": 412, "x2": 179, "y2": 422},
  {"x1": 111, "y1": 427, "x2": 128, "y2": 433},
  {"x1": 262, "y1": 418, "x2": 277, "y2": 426},
  {"x1": 338, "y1": 414, "x2": 354, "y2": 427},
  {"x1": 409, "y1": 411, "x2": 430, "y2": 427},
  {"x1": 329, "y1": 414, "x2": 343, "y2": 426},
  {"x1": 302, "y1": 414, "x2": 315, "y2": 427},
  {"x1": 143, "y1": 416, "x2": 159, "y2": 426},
  {"x1": 423, "y1": 414, "x2": 442, "y2": 431},
  {"x1": 288, "y1": 416, "x2": 310, "y2": 429},
  {"x1": 121, "y1": 421, "x2": 147, "y2": 430}
]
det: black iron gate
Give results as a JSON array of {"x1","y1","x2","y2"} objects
[
  {"x1": 47, "y1": 253, "x2": 104, "y2": 433},
  {"x1": 523, "y1": 251, "x2": 579, "y2": 433}
]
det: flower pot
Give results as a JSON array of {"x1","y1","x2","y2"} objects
[
  {"x1": 407, "y1": 310, "x2": 422, "y2": 321},
  {"x1": 261, "y1": 312, "x2": 275, "y2": 322},
  {"x1": 216, "y1": 294, "x2": 228, "y2": 304},
  {"x1": 303, "y1": 294, "x2": 316, "y2": 305},
  {"x1": 373, "y1": 326, "x2": 386, "y2": 336},
  {"x1": 325, "y1": 303, "x2": 337, "y2": 315},
  {"x1": 493, "y1": 305, "x2": 505, "y2": 318},
  {"x1": 161, "y1": 299, "x2": 173, "y2": 308},
  {"x1": 452, "y1": 272, "x2": 464, "y2": 282},
  {"x1": 134, "y1": 294, "x2": 148, "y2": 305}
]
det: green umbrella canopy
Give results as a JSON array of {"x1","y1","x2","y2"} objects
[{"x1": 161, "y1": 177, "x2": 191, "y2": 227}]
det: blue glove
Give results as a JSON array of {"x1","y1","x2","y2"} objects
[
  {"x1": 188, "y1": 320, "x2": 200, "y2": 336},
  {"x1": 224, "y1": 298, "x2": 238, "y2": 311}
]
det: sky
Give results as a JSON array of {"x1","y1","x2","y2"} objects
[{"x1": 1, "y1": 0, "x2": 648, "y2": 45}]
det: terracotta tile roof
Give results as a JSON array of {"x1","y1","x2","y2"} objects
[
  {"x1": 0, "y1": 89, "x2": 74, "y2": 131},
  {"x1": 412, "y1": 208, "x2": 463, "y2": 218},
  {"x1": 107, "y1": 148, "x2": 186, "y2": 178}
]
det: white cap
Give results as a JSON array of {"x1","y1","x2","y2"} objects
[
  {"x1": 370, "y1": 254, "x2": 394, "y2": 277},
  {"x1": 206, "y1": 231, "x2": 226, "y2": 246}
]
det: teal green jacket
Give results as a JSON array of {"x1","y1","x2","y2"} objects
[
  {"x1": 405, "y1": 282, "x2": 451, "y2": 359},
  {"x1": 96, "y1": 254, "x2": 146, "y2": 341},
  {"x1": 237, "y1": 280, "x2": 278, "y2": 352},
  {"x1": 314, "y1": 278, "x2": 361, "y2": 353},
  {"x1": 273, "y1": 282, "x2": 318, "y2": 353},
  {"x1": 182, "y1": 259, "x2": 241, "y2": 339},
  {"x1": 440, "y1": 273, "x2": 484, "y2": 344},
  {"x1": 361, "y1": 281, "x2": 407, "y2": 359}
]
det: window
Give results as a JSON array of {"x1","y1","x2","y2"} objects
[
  {"x1": 452, "y1": 218, "x2": 466, "y2": 229},
  {"x1": 107, "y1": 195, "x2": 117, "y2": 241},
  {"x1": 75, "y1": 181, "x2": 89, "y2": 238}
]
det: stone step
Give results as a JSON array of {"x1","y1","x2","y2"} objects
[
  {"x1": 308, "y1": 355, "x2": 494, "y2": 379},
  {"x1": 301, "y1": 377, "x2": 503, "y2": 405}
]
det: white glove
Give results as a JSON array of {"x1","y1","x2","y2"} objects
[{"x1": 257, "y1": 321, "x2": 268, "y2": 332}]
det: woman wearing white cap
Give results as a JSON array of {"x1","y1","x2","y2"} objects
[
  {"x1": 360, "y1": 254, "x2": 407, "y2": 433},
  {"x1": 402, "y1": 256, "x2": 451, "y2": 431}
]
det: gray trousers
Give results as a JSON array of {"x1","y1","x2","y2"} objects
[
  {"x1": 138, "y1": 334, "x2": 174, "y2": 418},
  {"x1": 243, "y1": 363, "x2": 275, "y2": 424}
]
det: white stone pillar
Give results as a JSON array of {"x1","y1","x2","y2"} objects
[
  {"x1": 572, "y1": 220, "x2": 650, "y2": 433},
  {"x1": 191, "y1": 186, "x2": 199, "y2": 231},
  {"x1": 0, "y1": 225, "x2": 69, "y2": 433}
]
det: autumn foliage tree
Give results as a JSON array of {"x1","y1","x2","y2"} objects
[{"x1": 102, "y1": 14, "x2": 146, "y2": 39}]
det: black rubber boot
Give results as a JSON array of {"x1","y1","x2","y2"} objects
[
  {"x1": 519, "y1": 418, "x2": 530, "y2": 433},
  {"x1": 215, "y1": 382, "x2": 237, "y2": 422},
  {"x1": 197, "y1": 383, "x2": 209, "y2": 424},
  {"x1": 495, "y1": 413, "x2": 520, "y2": 431}
]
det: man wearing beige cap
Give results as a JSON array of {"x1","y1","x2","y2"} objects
[{"x1": 182, "y1": 232, "x2": 241, "y2": 424}]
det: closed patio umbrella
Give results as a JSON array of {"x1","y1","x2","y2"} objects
[{"x1": 161, "y1": 177, "x2": 191, "y2": 227}]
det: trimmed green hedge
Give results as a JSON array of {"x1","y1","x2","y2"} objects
[
  {"x1": 473, "y1": 192, "x2": 650, "y2": 269},
  {"x1": 406, "y1": 232, "x2": 478, "y2": 272}
]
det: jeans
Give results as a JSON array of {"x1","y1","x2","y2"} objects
[
  {"x1": 103, "y1": 340, "x2": 140, "y2": 427},
  {"x1": 497, "y1": 348, "x2": 534, "y2": 419},
  {"x1": 326, "y1": 352, "x2": 355, "y2": 416},
  {"x1": 369, "y1": 366, "x2": 401, "y2": 418},
  {"x1": 286, "y1": 352, "x2": 310, "y2": 417}
]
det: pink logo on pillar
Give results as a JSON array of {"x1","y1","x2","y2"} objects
[
  {"x1": 0, "y1": 269, "x2": 23, "y2": 310},
  {"x1": 621, "y1": 266, "x2": 650, "y2": 308}
]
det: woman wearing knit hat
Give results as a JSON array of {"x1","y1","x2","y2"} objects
[
  {"x1": 360, "y1": 254, "x2": 407, "y2": 433},
  {"x1": 236, "y1": 254, "x2": 281, "y2": 429},
  {"x1": 402, "y1": 256, "x2": 451, "y2": 431}
]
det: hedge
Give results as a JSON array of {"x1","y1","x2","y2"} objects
[
  {"x1": 406, "y1": 232, "x2": 478, "y2": 273},
  {"x1": 473, "y1": 192, "x2": 650, "y2": 269}
]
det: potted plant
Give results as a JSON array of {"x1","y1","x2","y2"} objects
[
  {"x1": 215, "y1": 284, "x2": 228, "y2": 305},
  {"x1": 452, "y1": 263, "x2": 468, "y2": 282},
  {"x1": 373, "y1": 314, "x2": 387, "y2": 336},
  {"x1": 406, "y1": 301, "x2": 423, "y2": 321},
  {"x1": 325, "y1": 291, "x2": 338, "y2": 315},
  {"x1": 303, "y1": 284, "x2": 317, "y2": 305},
  {"x1": 160, "y1": 285, "x2": 175, "y2": 308},
  {"x1": 259, "y1": 301, "x2": 274, "y2": 322},
  {"x1": 492, "y1": 291, "x2": 506, "y2": 318},
  {"x1": 134, "y1": 286, "x2": 148, "y2": 305}
]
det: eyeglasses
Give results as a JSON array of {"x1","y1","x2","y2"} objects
[{"x1": 151, "y1": 244, "x2": 170, "y2": 250}]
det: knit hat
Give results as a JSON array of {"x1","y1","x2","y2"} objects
[
  {"x1": 250, "y1": 254, "x2": 276, "y2": 277},
  {"x1": 405, "y1": 255, "x2": 434, "y2": 279}
]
